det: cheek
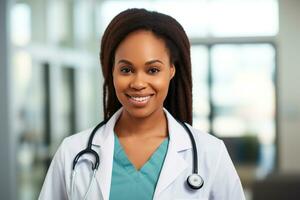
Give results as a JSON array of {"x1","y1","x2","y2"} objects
[
  {"x1": 113, "y1": 77, "x2": 125, "y2": 99},
  {"x1": 113, "y1": 78, "x2": 127, "y2": 105},
  {"x1": 113, "y1": 74, "x2": 126, "y2": 90},
  {"x1": 151, "y1": 77, "x2": 171, "y2": 95}
]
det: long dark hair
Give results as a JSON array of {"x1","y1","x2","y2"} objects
[{"x1": 100, "y1": 8, "x2": 193, "y2": 124}]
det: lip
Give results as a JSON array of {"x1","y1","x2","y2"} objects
[
  {"x1": 126, "y1": 94, "x2": 154, "y2": 107},
  {"x1": 126, "y1": 93, "x2": 154, "y2": 97}
]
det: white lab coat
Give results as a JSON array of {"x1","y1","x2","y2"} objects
[{"x1": 39, "y1": 107, "x2": 246, "y2": 200}]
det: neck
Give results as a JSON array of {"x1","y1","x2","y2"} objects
[{"x1": 114, "y1": 107, "x2": 168, "y2": 139}]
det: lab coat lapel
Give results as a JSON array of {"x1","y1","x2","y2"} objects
[
  {"x1": 153, "y1": 109, "x2": 192, "y2": 198},
  {"x1": 90, "y1": 107, "x2": 191, "y2": 199},
  {"x1": 93, "y1": 108, "x2": 123, "y2": 200}
]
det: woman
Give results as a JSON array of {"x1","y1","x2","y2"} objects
[{"x1": 39, "y1": 8, "x2": 245, "y2": 200}]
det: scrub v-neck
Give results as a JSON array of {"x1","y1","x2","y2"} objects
[{"x1": 109, "y1": 133, "x2": 169, "y2": 200}]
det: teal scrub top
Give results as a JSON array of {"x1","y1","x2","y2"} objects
[{"x1": 109, "y1": 134, "x2": 169, "y2": 200}]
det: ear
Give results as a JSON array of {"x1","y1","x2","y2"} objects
[{"x1": 170, "y1": 64, "x2": 176, "y2": 80}]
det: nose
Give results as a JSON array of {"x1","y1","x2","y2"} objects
[{"x1": 130, "y1": 73, "x2": 147, "y2": 90}]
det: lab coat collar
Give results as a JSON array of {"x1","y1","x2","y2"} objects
[
  {"x1": 92, "y1": 107, "x2": 192, "y2": 200},
  {"x1": 91, "y1": 108, "x2": 123, "y2": 146},
  {"x1": 154, "y1": 108, "x2": 192, "y2": 197},
  {"x1": 163, "y1": 107, "x2": 192, "y2": 151},
  {"x1": 92, "y1": 108, "x2": 123, "y2": 200},
  {"x1": 92, "y1": 107, "x2": 192, "y2": 151}
]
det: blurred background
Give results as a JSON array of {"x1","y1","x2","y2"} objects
[{"x1": 0, "y1": 0, "x2": 300, "y2": 199}]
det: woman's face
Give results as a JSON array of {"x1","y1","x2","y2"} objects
[{"x1": 113, "y1": 30, "x2": 175, "y2": 119}]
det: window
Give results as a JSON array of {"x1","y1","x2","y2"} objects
[{"x1": 191, "y1": 43, "x2": 276, "y2": 178}]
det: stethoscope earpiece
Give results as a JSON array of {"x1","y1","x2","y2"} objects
[{"x1": 187, "y1": 174, "x2": 204, "y2": 190}]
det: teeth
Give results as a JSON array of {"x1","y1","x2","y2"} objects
[{"x1": 130, "y1": 96, "x2": 151, "y2": 102}]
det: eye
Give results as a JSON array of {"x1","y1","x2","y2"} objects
[
  {"x1": 148, "y1": 67, "x2": 160, "y2": 74},
  {"x1": 120, "y1": 66, "x2": 132, "y2": 74}
]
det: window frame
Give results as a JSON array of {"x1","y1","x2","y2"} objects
[{"x1": 190, "y1": 36, "x2": 279, "y2": 173}]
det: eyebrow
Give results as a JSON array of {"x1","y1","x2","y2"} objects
[{"x1": 117, "y1": 59, "x2": 164, "y2": 65}]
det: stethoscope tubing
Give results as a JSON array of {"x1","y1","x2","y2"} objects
[
  {"x1": 176, "y1": 120, "x2": 199, "y2": 174},
  {"x1": 71, "y1": 118, "x2": 204, "y2": 199}
]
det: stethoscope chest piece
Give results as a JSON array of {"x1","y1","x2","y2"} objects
[{"x1": 187, "y1": 174, "x2": 204, "y2": 190}]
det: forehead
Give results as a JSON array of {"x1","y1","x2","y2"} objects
[{"x1": 114, "y1": 30, "x2": 170, "y2": 62}]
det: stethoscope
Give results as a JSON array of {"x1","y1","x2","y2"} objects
[{"x1": 71, "y1": 119, "x2": 204, "y2": 199}]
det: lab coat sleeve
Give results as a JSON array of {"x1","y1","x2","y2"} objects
[
  {"x1": 39, "y1": 140, "x2": 68, "y2": 200},
  {"x1": 209, "y1": 141, "x2": 246, "y2": 200}
]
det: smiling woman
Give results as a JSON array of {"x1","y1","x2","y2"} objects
[
  {"x1": 100, "y1": 9, "x2": 192, "y2": 125},
  {"x1": 39, "y1": 8, "x2": 245, "y2": 200},
  {"x1": 112, "y1": 30, "x2": 175, "y2": 172},
  {"x1": 113, "y1": 30, "x2": 175, "y2": 119}
]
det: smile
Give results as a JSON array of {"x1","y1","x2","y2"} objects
[
  {"x1": 126, "y1": 94, "x2": 153, "y2": 106},
  {"x1": 130, "y1": 96, "x2": 151, "y2": 102}
]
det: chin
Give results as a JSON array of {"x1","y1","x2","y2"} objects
[
  {"x1": 126, "y1": 107, "x2": 152, "y2": 119},
  {"x1": 123, "y1": 105, "x2": 160, "y2": 120}
]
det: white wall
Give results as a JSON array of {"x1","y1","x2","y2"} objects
[{"x1": 278, "y1": 0, "x2": 300, "y2": 172}]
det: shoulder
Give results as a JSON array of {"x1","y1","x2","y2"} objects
[
  {"x1": 183, "y1": 123, "x2": 230, "y2": 173},
  {"x1": 63, "y1": 128, "x2": 92, "y2": 147},
  {"x1": 56, "y1": 128, "x2": 94, "y2": 160},
  {"x1": 49, "y1": 128, "x2": 96, "y2": 173},
  {"x1": 185, "y1": 126, "x2": 245, "y2": 199},
  {"x1": 185, "y1": 123, "x2": 225, "y2": 154},
  {"x1": 184, "y1": 124, "x2": 245, "y2": 198}
]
